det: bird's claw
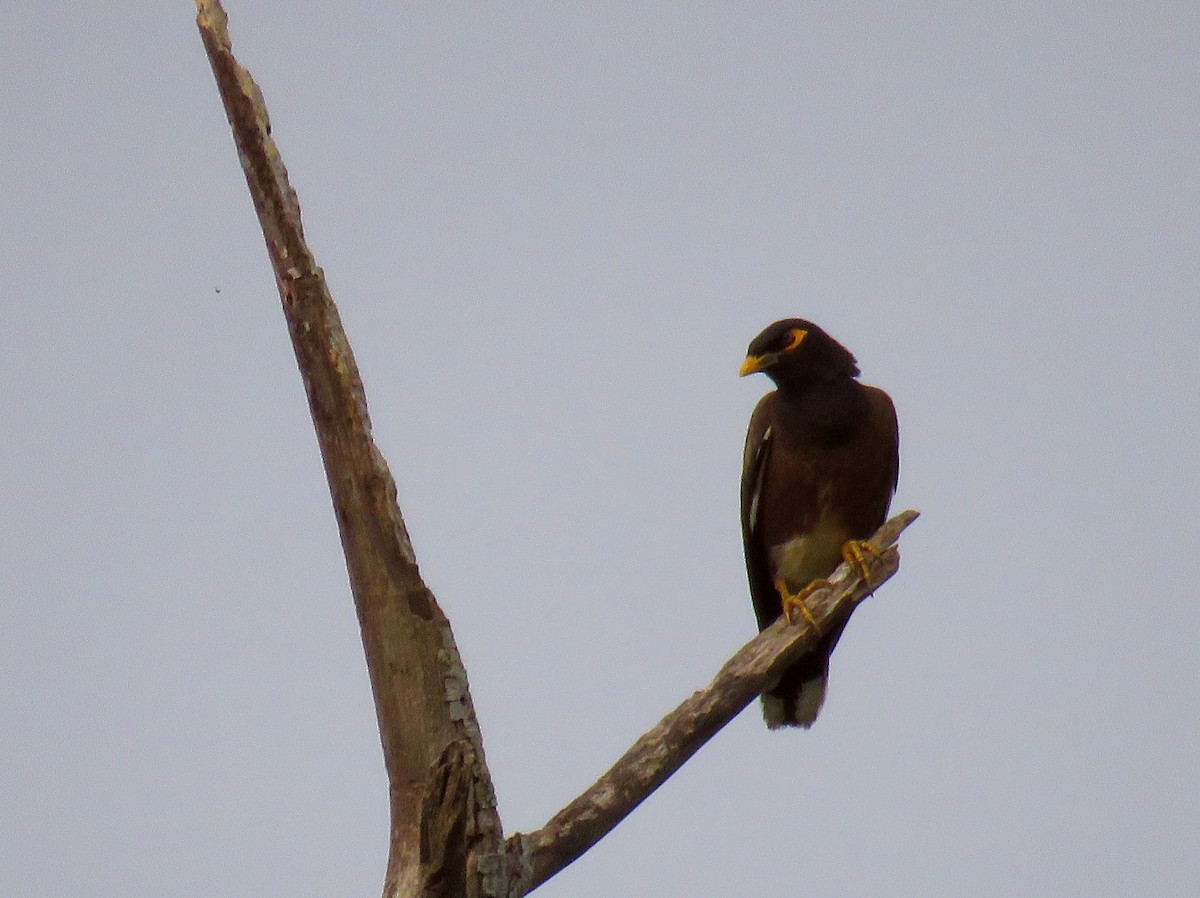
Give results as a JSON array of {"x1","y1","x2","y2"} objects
[
  {"x1": 776, "y1": 577, "x2": 826, "y2": 633},
  {"x1": 841, "y1": 539, "x2": 881, "y2": 587}
]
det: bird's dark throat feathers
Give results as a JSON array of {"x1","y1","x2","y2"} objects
[{"x1": 774, "y1": 376, "x2": 870, "y2": 447}]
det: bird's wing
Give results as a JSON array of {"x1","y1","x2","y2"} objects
[
  {"x1": 857, "y1": 385, "x2": 900, "y2": 528},
  {"x1": 741, "y1": 393, "x2": 782, "y2": 630},
  {"x1": 882, "y1": 388, "x2": 900, "y2": 494}
]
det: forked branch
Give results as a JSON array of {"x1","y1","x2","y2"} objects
[{"x1": 195, "y1": 5, "x2": 917, "y2": 896}]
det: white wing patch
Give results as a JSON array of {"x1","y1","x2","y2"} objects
[{"x1": 747, "y1": 424, "x2": 772, "y2": 536}]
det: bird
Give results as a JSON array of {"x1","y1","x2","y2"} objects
[{"x1": 739, "y1": 318, "x2": 899, "y2": 728}]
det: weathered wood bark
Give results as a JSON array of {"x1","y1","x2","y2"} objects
[
  {"x1": 473, "y1": 509, "x2": 917, "y2": 897},
  {"x1": 196, "y1": 5, "x2": 917, "y2": 897},
  {"x1": 195, "y1": 3, "x2": 500, "y2": 896}
]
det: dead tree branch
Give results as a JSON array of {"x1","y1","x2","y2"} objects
[
  {"x1": 476, "y1": 509, "x2": 918, "y2": 896},
  {"x1": 195, "y1": 3, "x2": 499, "y2": 896},
  {"x1": 195, "y1": 5, "x2": 917, "y2": 897}
]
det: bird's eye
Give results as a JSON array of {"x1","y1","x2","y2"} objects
[{"x1": 783, "y1": 328, "x2": 807, "y2": 352}]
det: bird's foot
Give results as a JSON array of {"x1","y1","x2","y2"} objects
[
  {"x1": 776, "y1": 577, "x2": 826, "y2": 633},
  {"x1": 841, "y1": 539, "x2": 881, "y2": 588}
]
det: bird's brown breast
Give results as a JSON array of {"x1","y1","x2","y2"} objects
[{"x1": 746, "y1": 383, "x2": 898, "y2": 600}]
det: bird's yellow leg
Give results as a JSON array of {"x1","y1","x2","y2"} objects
[
  {"x1": 775, "y1": 577, "x2": 825, "y2": 633},
  {"x1": 841, "y1": 539, "x2": 881, "y2": 586}
]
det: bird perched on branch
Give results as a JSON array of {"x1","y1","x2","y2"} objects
[{"x1": 739, "y1": 319, "x2": 899, "y2": 728}]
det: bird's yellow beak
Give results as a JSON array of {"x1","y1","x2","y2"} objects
[{"x1": 739, "y1": 355, "x2": 766, "y2": 377}]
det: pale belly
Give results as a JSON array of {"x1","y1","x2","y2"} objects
[{"x1": 769, "y1": 512, "x2": 848, "y2": 593}]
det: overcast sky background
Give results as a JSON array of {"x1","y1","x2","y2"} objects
[{"x1": 3, "y1": 3, "x2": 1198, "y2": 896}]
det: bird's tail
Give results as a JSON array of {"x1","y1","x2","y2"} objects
[
  {"x1": 760, "y1": 619, "x2": 848, "y2": 729},
  {"x1": 762, "y1": 664, "x2": 828, "y2": 729}
]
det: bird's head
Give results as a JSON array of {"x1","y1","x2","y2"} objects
[{"x1": 739, "y1": 318, "x2": 860, "y2": 389}]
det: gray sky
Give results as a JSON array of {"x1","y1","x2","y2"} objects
[{"x1": 3, "y1": 3, "x2": 1198, "y2": 896}]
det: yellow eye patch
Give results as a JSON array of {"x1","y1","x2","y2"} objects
[{"x1": 784, "y1": 328, "x2": 808, "y2": 352}]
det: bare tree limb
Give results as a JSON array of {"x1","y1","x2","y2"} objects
[
  {"x1": 476, "y1": 509, "x2": 919, "y2": 897},
  {"x1": 196, "y1": 5, "x2": 918, "y2": 897},
  {"x1": 195, "y1": 3, "x2": 500, "y2": 896}
]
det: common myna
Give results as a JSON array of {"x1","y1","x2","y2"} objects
[{"x1": 740, "y1": 319, "x2": 899, "y2": 728}]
